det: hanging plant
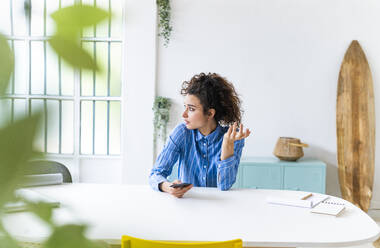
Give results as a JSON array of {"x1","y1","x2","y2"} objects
[
  {"x1": 153, "y1": 96, "x2": 172, "y2": 143},
  {"x1": 157, "y1": 0, "x2": 172, "y2": 47}
]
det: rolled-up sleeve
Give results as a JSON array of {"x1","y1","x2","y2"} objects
[
  {"x1": 216, "y1": 139, "x2": 244, "y2": 191},
  {"x1": 149, "y1": 124, "x2": 185, "y2": 191}
]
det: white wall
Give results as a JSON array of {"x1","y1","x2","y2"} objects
[
  {"x1": 155, "y1": 0, "x2": 380, "y2": 209},
  {"x1": 122, "y1": 0, "x2": 157, "y2": 185}
]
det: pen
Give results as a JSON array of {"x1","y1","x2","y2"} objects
[{"x1": 301, "y1": 193, "x2": 313, "y2": 200}]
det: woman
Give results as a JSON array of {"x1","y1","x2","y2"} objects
[{"x1": 149, "y1": 72, "x2": 251, "y2": 198}]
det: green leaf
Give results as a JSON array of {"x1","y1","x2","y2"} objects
[
  {"x1": 0, "y1": 233, "x2": 22, "y2": 248},
  {"x1": 51, "y1": 5, "x2": 109, "y2": 28},
  {"x1": 0, "y1": 113, "x2": 42, "y2": 208},
  {"x1": 0, "y1": 221, "x2": 22, "y2": 248},
  {"x1": 0, "y1": 33, "x2": 14, "y2": 96},
  {"x1": 24, "y1": 200, "x2": 55, "y2": 226},
  {"x1": 44, "y1": 224, "x2": 107, "y2": 248},
  {"x1": 48, "y1": 36, "x2": 98, "y2": 70}
]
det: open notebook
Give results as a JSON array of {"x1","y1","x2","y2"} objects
[
  {"x1": 266, "y1": 193, "x2": 329, "y2": 208},
  {"x1": 310, "y1": 201, "x2": 345, "y2": 216}
]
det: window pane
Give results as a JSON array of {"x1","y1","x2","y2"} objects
[
  {"x1": 46, "y1": 44, "x2": 59, "y2": 95},
  {"x1": 31, "y1": 0, "x2": 44, "y2": 36},
  {"x1": 0, "y1": 0, "x2": 11, "y2": 35},
  {"x1": 31, "y1": 99, "x2": 45, "y2": 152},
  {"x1": 96, "y1": 0, "x2": 109, "y2": 37},
  {"x1": 94, "y1": 101, "x2": 107, "y2": 154},
  {"x1": 109, "y1": 101, "x2": 120, "y2": 154},
  {"x1": 0, "y1": 99, "x2": 12, "y2": 127},
  {"x1": 61, "y1": 100, "x2": 74, "y2": 154},
  {"x1": 31, "y1": 41, "x2": 45, "y2": 95},
  {"x1": 46, "y1": 100, "x2": 59, "y2": 153},
  {"x1": 46, "y1": 0, "x2": 59, "y2": 36},
  {"x1": 80, "y1": 100, "x2": 93, "y2": 154},
  {"x1": 61, "y1": 59, "x2": 74, "y2": 96},
  {"x1": 111, "y1": 0, "x2": 123, "y2": 38},
  {"x1": 14, "y1": 41, "x2": 28, "y2": 95},
  {"x1": 82, "y1": 0, "x2": 94, "y2": 37},
  {"x1": 81, "y1": 42, "x2": 94, "y2": 96},
  {"x1": 13, "y1": 99, "x2": 26, "y2": 122},
  {"x1": 5, "y1": 41, "x2": 13, "y2": 95},
  {"x1": 95, "y1": 42, "x2": 108, "y2": 96},
  {"x1": 110, "y1": 42, "x2": 121, "y2": 96},
  {"x1": 13, "y1": 0, "x2": 28, "y2": 36}
]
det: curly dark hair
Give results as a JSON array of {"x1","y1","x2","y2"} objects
[{"x1": 181, "y1": 72, "x2": 242, "y2": 126}]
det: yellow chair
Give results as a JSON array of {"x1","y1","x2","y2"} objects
[{"x1": 121, "y1": 235, "x2": 242, "y2": 248}]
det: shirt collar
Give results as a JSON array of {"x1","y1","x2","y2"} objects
[{"x1": 195, "y1": 125, "x2": 223, "y2": 143}]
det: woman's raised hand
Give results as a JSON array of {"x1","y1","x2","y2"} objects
[
  {"x1": 221, "y1": 122, "x2": 251, "y2": 161},
  {"x1": 224, "y1": 122, "x2": 251, "y2": 142}
]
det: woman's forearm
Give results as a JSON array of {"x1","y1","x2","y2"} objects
[{"x1": 220, "y1": 141, "x2": 234, "y2": 161}]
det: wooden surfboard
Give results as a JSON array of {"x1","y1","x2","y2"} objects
[{"x1": 337, "y1": 40, "x2": 375, "y2": 213}]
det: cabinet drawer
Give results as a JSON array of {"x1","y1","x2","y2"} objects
[
  {"x1": 283, "y1": 166, "x2": 325, "y2": 193},
  {"x1": 241, "y1": 164, "x2": 282, "y2": 189}
]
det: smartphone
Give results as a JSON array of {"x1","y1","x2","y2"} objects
[{"x1": 170, "y1": 183, "x2": 192, "y2": 189}]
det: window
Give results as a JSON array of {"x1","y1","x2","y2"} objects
[{"x1": 0, "y1": 0, "x2": 124, "y2": 157}]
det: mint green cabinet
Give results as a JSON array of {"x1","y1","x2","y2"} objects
[
  {"x1": 167, "y1": 157, "x2": 326, "y2": 193},
  {"x1": 240, "y1": 164, "x2": 282, "y2": 189},
  {"x1": 233, "y1": 157, "x2": 326, "y2": 193},
  {"x1": 283, "y1": 166, "x2": 325, "y2": 193}
]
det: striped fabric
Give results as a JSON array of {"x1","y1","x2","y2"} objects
[{"x1": 149, "y1": 123, "x2": 245, "y2": 191}]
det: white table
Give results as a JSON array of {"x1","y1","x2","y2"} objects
[{"x1": 3, "y1": 183, "x2": 380, "y2": 247}]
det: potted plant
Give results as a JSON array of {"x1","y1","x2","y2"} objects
[{"x1": 153, "y1": 96, "x2": 171, "y2": 143}]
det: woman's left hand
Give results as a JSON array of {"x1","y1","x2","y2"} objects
[
  {"x1": 221, "y1": 122, "x2": 251, "y2": 160},
  {"x1": 224, "y1": 122, "x2": 251, "y2": 143}
]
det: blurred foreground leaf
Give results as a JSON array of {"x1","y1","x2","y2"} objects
[
  {"x1": 44, "y1": 224, "x2": 107, "y2": 248},
  {"x1": 24, "y1": 200, "x2": 55, "y2": 226},
  {"x1": 0, "y1": 34, "x2": 14, "y2": 96},
  {"x1": 0, "y1": 113, "x2": 41, "y2": 208},
  {"x1": 48, "y1": 5, "x2": 109, "y2": 71},
  {"x1": 51, "y1": 5, "x2": 109, "y2": 28},
  {"x1": 0, "y1": 223, "x2": 21, "y2": 248},
  {"x1": 48, "y1": 36, "x2": 98, "y2": 70}
]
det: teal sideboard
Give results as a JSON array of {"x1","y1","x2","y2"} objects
[
  {"x1": 233, "y1": 157, "x2": 326, "y2": 193},
  {"x1": 168, "y1": 157, "x2": 326, "y2": 193}
]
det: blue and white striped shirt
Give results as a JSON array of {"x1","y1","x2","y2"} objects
[{"x1": 149, "y1": 123, "x2": 245, "y2": 191}]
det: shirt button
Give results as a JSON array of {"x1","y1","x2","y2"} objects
[
  {"x1": 203, "y1": 154, "x2": 206, "y2": 158},
  {"x1": 203, "y1": 143, "x2": 206, "y2": 146},
  {"x1": 203, "y1": 177, "x2": 206, "y2": 180},
  {"x1": 204, "y1": 166, "x2": 206, "y2": 168}
]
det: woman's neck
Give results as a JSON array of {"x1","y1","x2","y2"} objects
[{"x1": 198, "y1": 120, "x2": 217, "y2": 136}]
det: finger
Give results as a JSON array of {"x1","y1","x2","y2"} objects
[
  {"x1": 236, "y1": 124, "x2": 244, "y2": 139},
  {"x1": 244, "y1": 128, "x2": 251, "y2": 137},
  {"x1": 231, "y1": 122, "x2": 237, "y2": 138},
  {"x1": 173, "y1": 190, "x2": 185, "y2": 197},
  {"x1": 177, "y1": 186, "x2": 190, "y2": 194},
  {"x1": 226, "y1": 124, "x2": 233, "y2": 137},
  {"x1": 174, "y1": 184, "x2": 192, "y2": 194},
  {"x1": 245, "y1": 128, "x2": 251, "y2": 138},
  {"x1": 171, "y1": 190, "x2": 183, "y2": 196},
  {"x1": 172, "y1": 179, "x2": 182, "y2": 184},
  {"x1": 182, "y1": 184, "x2": 193, "y2": 192},
  {"x1": 172, "y1": 193, "x2": 182, "y2": 198}
]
